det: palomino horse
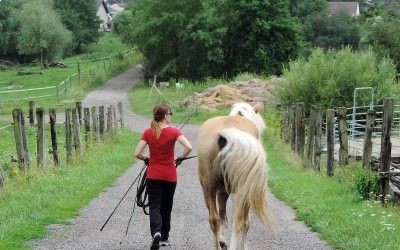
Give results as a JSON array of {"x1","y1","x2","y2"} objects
[{"x1": 196, "y1": 102, "x2": 269, "y2": 250}]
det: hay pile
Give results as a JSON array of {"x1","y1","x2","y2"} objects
[{"x1": 180, "y1": 77, "x2": 280, "y2": 112}]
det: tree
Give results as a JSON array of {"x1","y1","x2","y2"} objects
[
  {"x1": 363, "y1": 10, "x2": 400, "y2": 73},
  {"x1": 288, "y1": 0, "x2": 326, "y2": 20},
  {"x1": 277, "y1": 47, "x2": 399, "y2": 111},
  {"x1": 0, "y1": 0, "x2": 25, "y2": 60},
  {"x1": 222, "y1": 0, "x2": 302, "y2": 76},
  {"x1": 53, "y1": 0, "x2": 100, "y2": 54},
  {"x1": 302, "y1": 10, "x2": 361, "y2": 50},
  {"x1": 124, "y1": 0, "x2": 226, "y2": 81},
  {"x1": 17, "y1": 0, "x2": 72, "y2": 67}
]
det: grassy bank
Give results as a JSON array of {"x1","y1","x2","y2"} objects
[
  {"x1": 0, "y1": 130, "x2": 139, "y2": 249},
  {"x1": 265, "y1": 128, "x2": 400, "y2": 250},
  {"x1": 0, "y1": 34, "x2": 141, "y2": 115}
]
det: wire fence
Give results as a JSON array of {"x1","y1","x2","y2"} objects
[{"x1": 0, "y1": 50, "x2": 134, "y2": 104}]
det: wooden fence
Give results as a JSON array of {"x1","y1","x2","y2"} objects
[
  {"x1": 0, "y1": 101, "x2": 125, "y2": 187},
  {"x1": 281, "y1": 98, "x2": 398, "y2": 203}
]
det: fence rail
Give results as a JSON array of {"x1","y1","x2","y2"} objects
[
  {"x1": 281, "y1": 98, "x2": 399, "y2": 203},
  {"x1": 0, "y1": 50, "x2": 134, "y2": 104}
]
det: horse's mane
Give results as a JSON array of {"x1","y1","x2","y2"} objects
[{"x1": 229, "y1": 102, "x2": 266, "y2": 136}]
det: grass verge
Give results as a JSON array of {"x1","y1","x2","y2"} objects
[
  {"x1": 265, "y1": 129, "x2": 400, "y2": 250},
  {"x1": 0, "y1": 130, "x2": 139, "y2": 250}
]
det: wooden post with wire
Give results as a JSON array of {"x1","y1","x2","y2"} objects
[
  {"x1": 118, "y1": 102, "x2": 124, "y2": 129},
  {"x1": 380, "y1": 98, "x2": 394, "y2": 203},
  {"x1": 36, "y1": 107, "x2": 46, "y2": 168},
  {"x1": 99, "y1": 106, "x2": 105, "y2": 138},
  {"x1": 313, "y1": 106, "x2": 322, "y2": 172},
  {"x1": 12, "y1": 109, "x2": 27, "y2": 170},
  {"x1": 65, "y1": 108, "x2": 73, "y2": 164},
  {"x1": 72, "y1": 108, "x2": 82, "y2": 156},
  {"x1": 326, "y1": 109, "x2": 335, "y2": 177},
  {"x1": 337, "y1": 107, "x2": 349, "y2": 166},
  {"x1": 84, "y1": 107, "x2": 91, "y2": 144},
  {"x1": 362, "y1": 109, "x2": 375, "y2": 169},
  {"x1": 91, "y1": 106, "x2": 98, "y2": 142},
  {"x1": 49, "y1": 108, "x2": 59, "y2": 166}
]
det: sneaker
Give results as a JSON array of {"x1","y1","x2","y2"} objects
[
  {"x1": 150, "y1": 232, "x2": 161, "y2": 250},
  {"x1": 160, "y1": 239, "x2": 171, "y2": 246}
]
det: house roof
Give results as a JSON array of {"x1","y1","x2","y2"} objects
[{"x1": 327, "y1": 2, "x2": 360, "y2": 16}]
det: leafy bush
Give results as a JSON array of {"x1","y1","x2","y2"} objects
[
  {"x1": 277, "y1": 47, "x2": 399, "y2": 112},
  {"x1": 354, "y1": 168, "x2": 378, "y2": 200}
]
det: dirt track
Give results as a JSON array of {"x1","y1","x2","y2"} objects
[{"x1": 29, "y1": 65, "x2": 332, "y2": 249}]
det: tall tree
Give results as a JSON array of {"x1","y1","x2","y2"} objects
[
  {"x1": 288, "y1": 0, "x2": 326, "y2": 19},
  {"x1": 0, "y1": 0, "x2": 25, "y2": 60},
  {"x1": 222, "y1": 0, "x2": 302, "y2": 76},
  {"x1": 125, "y1": 0, "x2": 226, "y2": 81},
  {"x1": 53, "y1": 0, "x2": 100, "y2": 53},
  {"x1": 364, "y1": 10, "x2": 400, "y2": 73},
  {"x1": 302, "y1": 10, "x2": 361, "y2": 50},
  {"x1": 17, "y1": 0, "x2": 72, "y2": 67}
]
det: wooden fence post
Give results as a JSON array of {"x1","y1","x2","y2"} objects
[
  {"x1": 337, "y1": 107, "x2": 349, "y2": 166},
  {"x1": 76, "y1": 101, "x2": 82, "y2": 125},
  {"x1": 99, "y1": 106, "x2": 105, "y2": 137},
  {"x1": 313, "y1": 106, "x2": 322, "y2": 171},
  {"x1": 91, "y1": 106, "x2": 98, "y2": 142},
  {"x1": 72, "y1": 108, "x2": 82, "y2": 156},
  {"x1": 380, "y1": 98, "x2": 394, "y2": 203},
  {"x1": 106, "y1": 106, "x2": 112, "y2": 133},
  {"x1": 306, "y1": 105, "x2": 316, "y2": 162},
  {"x1": 36, "y1": 108, "x2": 46, "y2": 168},
  {"x1": 281, "y1": 107, "x2": 288, "y2": 142},
  {"x1": 49, "y1": 108, "x2": 59, "y2": 166},
  {"x1": 290, "y1": 106, "x2": 296, "y2": 151},
  {"x1": 118, "y1": 102, "x2": 124, "y2": 129},
  {"x1": 362, "y1": 109, "x2": 376, "y2": 169},
  {"x1": 295, "y1": 103, "x2": 305, "y2": 156},
  {"x1": 19, "y1": 109, "x2": 30, "y2": 166},
  {"x1": 65, "y1": 109, "x2": 73, "y2": 164},
  {"x1": 84, "y1": 107, "x2": 91, "y2": 144},
  {"x1": 326, "y1": 109, "x2": 335, "y2": 177},
  {"x1": 112, "y1": 104, "x2": 117, "y2": 130},
  {"x1": 12, "y1": 109, "x2": 27, "y2": 170},
  {"x1": 29, "y1": 100, "x2": 35, "y2": 126}
]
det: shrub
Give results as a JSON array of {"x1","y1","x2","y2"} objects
[
  {"x1": 354, "y1": 167, "x2": 378, "y2": 200},
  {"x1": 277, "y1": 47, "x2": 399, "y2": 112}
]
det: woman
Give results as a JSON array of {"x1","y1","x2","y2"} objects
[{"x1": 134, "y1": 103, "x2": 192, "y2": 250}]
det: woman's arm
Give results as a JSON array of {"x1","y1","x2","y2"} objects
[
  {"x1": 134, "y1": 139, "x2": 148, "y2": 160},
  {"x1": 177, "y1": 135, "x2": 192, "y2": 158}
]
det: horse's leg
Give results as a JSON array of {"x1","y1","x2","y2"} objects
[
  {"x1": 229, "y1": 202, "x2": 251, "y2": 250},
  {"x1": 217, "y1": 190, "x2": 229, "y2": 250},
  {"x1": 203, "y1": 188, "x2": 221, "y2": 250},
  {"x1": 239, "y1": 205, "x2": 251, "y2": 250}
]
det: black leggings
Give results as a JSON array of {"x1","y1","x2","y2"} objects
[{"x1": 146, "y1": 179, "x2": 177, "y2": 240}]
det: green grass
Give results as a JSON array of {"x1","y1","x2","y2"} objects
[
  {"x1": 128, "y1": 79, "x2": 231, "y2": 123},
  {"x1": 0, "y1": 130, "x2": 139, "y2": 250},
  {"x1": 0, "y1": 34, "x2": 141, "y2": 116},
  {"x1": 265, "y1": 129, "x2": 400, "y2": 250}
]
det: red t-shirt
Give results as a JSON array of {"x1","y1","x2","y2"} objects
[{"x1": 142, "y1": 126, "x2": 182, "y2": 182}]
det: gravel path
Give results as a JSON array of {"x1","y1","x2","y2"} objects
[{"x1": 29, "y1": 65, "x2": 333, "y2": 250}]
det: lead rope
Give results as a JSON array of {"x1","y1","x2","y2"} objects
[{"x1": 119, "y1": 164, "x2": 149, "y2": 245}]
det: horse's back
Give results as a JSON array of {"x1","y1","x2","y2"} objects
[{"x1": 196, "y1": 116, "x2": 260, "y2": 184}]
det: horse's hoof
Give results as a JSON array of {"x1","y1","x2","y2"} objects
[{"x1": 219, "y1": 241, "x2": 227, "y2": 250}]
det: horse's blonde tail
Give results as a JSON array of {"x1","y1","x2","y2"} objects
[{"x1": 215, "y1": 128, "x2": 270, "y2": 232}]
